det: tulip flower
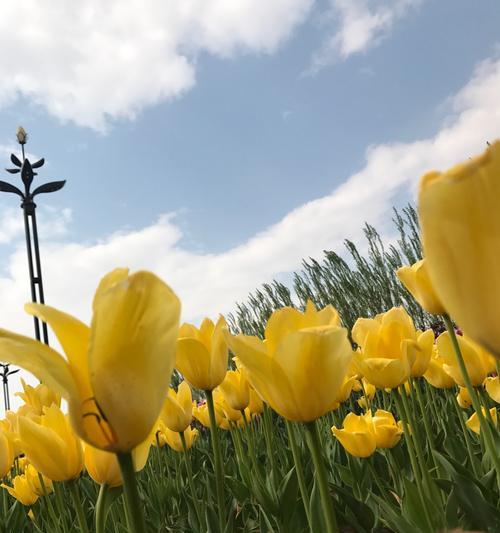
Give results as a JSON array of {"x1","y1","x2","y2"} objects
[
  {"x1": 193, "y1": 401, "x2": 229, "y2": 429},
  {"x1": 371, "y1": 410, "x2": 403, "y2": 449},
  {"x1": 411, "y1": 330, "x2": 434, "y2": 377},
  {"x1": 224, "y1": 302, "x2": 352, "y2": 422},
  {"x1": 484, "y1": 376, "x2": 500, "y2": 403},
  {"x1": 84, "y1": 438, "x2": 150, "y2": 488},
  {"x1": 0, "y1": 428, "x2": 14, "y2": 478},
  {"x1": 213, "y1": 390, "x2": 242, "y2": 424},
  {"x1": 16, "y1": 379, "x2": 60, "y2": 417},
  {"x1": 418, "y1": 141, "x2": 500, "y2": 357},
  {"x1": 24, "y1": 464, "x2": 53, "y2": 496},
  {"x1": 353, "y1": 307, "x2": 417, "y2": 389},
  {"x1": 2, "y1": 474, "x2": 38, "y2": 506},
  {"x1": 457, "y1": 387, "x2": 472, "y2": 409},
  {"x1": 396, "y1": 259, "x2": 445, "y2": 315},
  {"x1": 18, "y1": 405, "x2": 83, "y2": 482},
  {"x1": 176, "y1": 316, "x2": 228, "y2": 392},
  {"x1": 423, "y1": 347, "x2": 455, "y2": 389},
  {"x1": 466, "y1": 407, "x2": 498, "y2": 434},
  {"x1": 161, "y1": 381, "x2": 193, "y2": 433},
  {"x1": 436, "y1": 332, "x2": 495, "y2": 387},
  {"x1": 247, "y1": 388, "x2": 264, "y2": 416},
  {"x1": 331, "y1": 413, "x2": 376, "y2": 458},
  {"x1": 0, "y1": 269, "x2": 181, "y2": 453},
  {"x1": 161, "y1": 426, "x2": 199, "y2": 453},
  {"x1": 218, "y1": 369, "x2": 250, "y2": 411}
]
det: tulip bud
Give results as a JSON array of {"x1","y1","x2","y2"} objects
[{"x1": 16, "y1": 126, "x2": 27, "y2": 145}]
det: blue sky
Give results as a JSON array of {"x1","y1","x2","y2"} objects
[{"x1": 0, "y1": 0, "x2": 499, "y2": 340}]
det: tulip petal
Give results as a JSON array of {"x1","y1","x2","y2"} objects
[
  {"x1": 25, "y1": 303, "x2": 92, "y2": 399},
  {"x1": 89, "y1": 271, "x2": 180, "y2": 452},
  {"x1": 176, "y1": 338, "x2": 212, "y2": 390},
  {"x1": 0, "y1": 330, "x2": 77, "y2": 400}
]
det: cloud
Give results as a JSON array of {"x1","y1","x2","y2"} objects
[
  {"x1": 0, "y1": 0, "x2": 312, "y2": 131},
  {"x1": 1, "y1": 54, "x2": 499, "y2": 410},
  {"x1": 309, "y1": 0, "x2": 422, "y2": 73}
]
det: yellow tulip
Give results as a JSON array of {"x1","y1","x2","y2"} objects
[
  {"x1": 411, "y1": 330, "x2": 434, "y2": 377},
  {"x1": 371, "y1": 410, "x2": 403, "y2": 449},
  {"x1": 352, "y1": 307, "x2": 417, "y2": 389},
  {"x1": 18, "y1": 405, "x2": 83, "y2": 482},
  {"x1": 161, "y1": 426, "x2": 199, "y2": 453},
  {"x1": 247, "y1": 388, "x2": 264, "y2": 415},
  {"x1": 193, "y1": 401, "x2": 229, "y2": 430},
  {"x1": 224, "y1": 302, "x2": 352, "y2": 422},
  {"x1": 484, "y1": 376, "x2": 500, "y2": 403},
  {"x1": 0, "y1": 269, "x2": 181, "y2": 452},
  {"x1": 25, "y1": 464, "x2": 53, "y2": 496},
  {"x1": 0, "y1": 428, "x2": 14, "y2": 478},
  {"x1": 161, "y1": 381, "x2": 193, "y2": 433},
  {"x1": 331, "y1": 413, "x2": 376, "y2": 458},
  {"x1": 336, "y1": 375, "x2": 358, "y2": 405},
  {"x1": 466, "y1": 407, "x2": 498, "y2": 434},
  {"x1": 176, "y1": 317, "x2": 228, "y2": 392},
  {"x1": 418, "y1": 141, "x2": 500, "y2": 357},
  {"x1": 2, "y1": 474, "x2": 38, "y2": 506},
  {"x1": 457, "y1": 387, "x2": 472, "y2": 409},
  {"x1": 213, "y1": 390, "x2": 242, "y2": 423},
  {"x1": 84, "y1": 437, "x2": 150, "y2": 487},
  {"x1": 16, "y1": 379, "x2": 60, "y2": 417},
  {"x1": 436, "y1": 332, "x2": 495, "y2": 387},
  {"x1": 423, "y1": 347, "x2": 455, "y2": 389},
  {"x1": 218, "y1": 370, "x2": 250, "y2": 411},
  {"x1": 396, "y1": 259, "x2": 445, "y2": 315}
]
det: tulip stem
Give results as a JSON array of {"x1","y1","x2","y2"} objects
[
  {"x1": 38, "y1": 473, "x2": 60, "y2": 532},
  {"x1": 205, "y1": 389, "x2": 226, "y2": 533},
  {"x1": 285, "y1": 420, "x2": 312, "y2": 529},
  {"x1": 117, "y1": 452, "x2": 147, "y2": 533},
  {"x1": 95, "y1": 484, "x2": 110, "y2": 533},
  {"x1": 451, "y1": 396, "x2": 480, "y2": 477},
  {"x1": 180, "y1": 431, "x2": 204, "y2": 530},
  {"x1": 304, "y1": 420, "x2": 339, "y2": 533},
  {"x1": 68, "y1": 480, "x2": 90, "y2": 533},
  {"x1": 443, "y1": 315, "x2": 500, "y2": 484}
]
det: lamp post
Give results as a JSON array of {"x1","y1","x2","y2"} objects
[{"x1": 0, "y1": 127, "x2": 66, "y2": 410}]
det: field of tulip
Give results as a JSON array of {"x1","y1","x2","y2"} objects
[{"x1": 0, "y1": 142, "x2": 499, "y2": 533}]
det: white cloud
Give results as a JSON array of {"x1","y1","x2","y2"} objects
[
  {"x1": 310, "y1": 0, "x2": 422, "y2": 72},
  {"x1": 0, "y1": 0, "x2": 312, "y2": 130},
  {"x1": 1, "y1": 54, "x2": 500, "y2": 411}
]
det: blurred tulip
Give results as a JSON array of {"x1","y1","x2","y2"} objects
[
  {"x1": 466, "y1": 407, "x2": 498, "y2": 434},
  {"x1": 218, "y1": 369, "x2": 250, "y2": 411},
  {"x1": 161, "y1": 426, "x2": 198, "y2": 453},
  {"x1": 193, "y1": 401, "x2": 229, "y2": 429},
  {"x1": 16, "y1": 379, "x2": 60, "y2": 417},
  {"x1": 0, "y1": 428, "x2": 14, "y2": 478},
  {"x1": 176, "y1": 317, "x2": 228, "y2": 392},
  {"x1": 484, "y1": 376, "x2": 500, "y2": 403},
  {"x1": 437, "y1": 332, "x2": 495, "y2": 387},
  {"x1": 224, "y1": 302, "x2": 352, "y2": 422},
  {"x1": 18, "y1": 405, "x2": 83, "y2": 481},
  {"x1": 0, "y1": 269, "x2": 181, "y2": 452},
  {"x1": 331, "y1": 413, "x2": 376, "y2": 458},
  {"x1": 353, "y1": 307, "x2": 417, "y2": 389},
  {"x1": 371, "y1": 410, "x2": 403, "y2": 448},
  {"x1": 247, "y1": 388, "x2": 264, "y2": 415},
  {"x1": 213, "y1": 390, "x2": 242, "y2": 423},
  {"x1": 396, "y1": 259, "x2": 445, "y2": 315},
  {"x1": 24, "y1": 464, "x2": 53, "y2": 496},
  {"x1": 2, "y1": 474, "x2": 38, "y2": 506},
  {"x1": 161, "y1": 381, "x2": 193, "y2": 433},
  {"x1": 423, "y1": 347, "x2": 455, "y2": 389},
  {"x1": 418, "y1": 141, "x2": 500, "y2": 357},
  {"x1": 84, "y1": 437, "x2": 150, "y2": 487},
  {"x1": 457, "y1": 387, "x2": 472, "y2": 409}
]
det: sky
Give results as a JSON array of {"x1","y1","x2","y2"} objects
[{"x1": 0, "y1": 0, "x2": 499, "y2": 409}]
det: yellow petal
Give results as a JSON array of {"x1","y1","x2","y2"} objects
[
  {"x1": 89, "y1": 271, "x2": 180, "y2": 452},
  {"x1": 176, "y1": 338, "x2": 212, "y2": 390},
  {"x1": 0, "y1": 330, "x2": 77, "y2": 400}
]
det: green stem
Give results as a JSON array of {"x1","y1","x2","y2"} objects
[
  {"x1": 304, "y1": 420, "x2": 338, "y2": 533},
  {"x1": 263, "y1": 404, "x2": 278, "y2": 472},
  {"x1": 117, "y1": 452, "x2": 146, "y2": 533},
  {"x1": 38, "y1": 474, "x2": 60, "y2": 532},
  {"x1": 285, "y1": 421, "x2": 312, "y2": 529},
  {"x1": 180, "y1": 431, "x2": 204, "y2": 530},
  {"x1": 443, "y1": 315, "x2": 500, "y2": 484},
  {"x1": 394, "y1": 389, "x2": 434, "y2": 532},
  {"x1": 95, "y1": 484, "x2": 109, "y2": 533},
  {"x1": 68, "y1": 480, "x2": 90, "y2": 533},
  {"x1": 452, "y1": 395, "x2": 480, "y2": 477},
  {"x1": 54, "y1": 482, "x2": 69, "y2": 533},
  {"x1": 205, "y1": 390, "x2": 226, "y2": 533}
]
